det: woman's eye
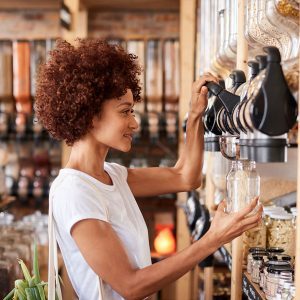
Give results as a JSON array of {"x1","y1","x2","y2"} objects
[{"x1": 123, "y1": 109, "x2": 135, "y2": 115}]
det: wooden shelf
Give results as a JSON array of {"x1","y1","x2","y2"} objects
[
  {"x1": 81, "y1": 0, "x2": 179, "y2": 11},
  {"x1": 0, "y1": 0, "x2": 60, "y2": 10},
  {"x1": 219, "y1": 245, "x2": 267, "y2": 300},
  {"x1": 0, "y1": 196, "x2": 16, "y2": 212}
]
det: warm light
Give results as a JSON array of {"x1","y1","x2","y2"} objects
[{"x1": 154, "y1": 227, "x2": 176, "y2": 255}]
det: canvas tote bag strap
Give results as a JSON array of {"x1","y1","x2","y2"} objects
[
  {"x1": 48, "y1": 190, "x2": 63, "y2": 300},
  {"x1": 48, "y1": 177, "x2": 105, "y2": 300}
]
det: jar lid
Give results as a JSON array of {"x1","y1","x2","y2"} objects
[
  {"x1": 268, "y1": 266, "x2": 293, "y2": 274},
  {"x1": 263, "y1": 206, "x2": 285, "y2": 211},
  {"x1": 249, "y1": 247, "x2": 266, "y2": 253},
  {"x1": 268, "y1": 255, "x2": 279, "y2": 261},
  {"x1": 253, "y1": 255, "x2": 263, "y2": 260},
  {"x1": 266, "y1": 261, "x2": 290, "y2": 269},
  {"x1": 270, "y1": 213, "x2": 293, "y2": 220},
  {"x1": 267, "y1": 247, "x2": 285, "y2": 253},
  {"x1": 280, "y1": 255, "x2": 292, "y2": 261}
]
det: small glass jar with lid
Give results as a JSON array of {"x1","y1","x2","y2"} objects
[
  {"x1": 261, "y1": 260, "x2": 291, "y2": 293},
  {"x1": 247, "y1": 247, "x2": 266, "y2": 274},
  {"x1": 267, "y1": 213, "x2": 295, "y2": 256},
  {"x1": 265, "y1": 267, "x2": 293, "y2": 299},
  {"x1": 251, "y1": 255, "x2": 263, "y2": 283}
]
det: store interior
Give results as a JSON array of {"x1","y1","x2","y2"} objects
[{"x1": 0, "y1": 0, "x2": 299, "y2": 299}]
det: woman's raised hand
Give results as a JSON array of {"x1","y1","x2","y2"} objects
[
  {"x1": 190, "y1": 73, "x2": 219, "y2": 118},
  {"x1": 208, "y1": 197, "x2": 263, "y2": 246}
]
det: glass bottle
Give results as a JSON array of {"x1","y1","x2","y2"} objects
[
  {"x1": 226, "y1": 160, "x2": 260, "y2": 213},
  {"x1": 226, "y1": 160, "x2": 237, "y2": 213}
]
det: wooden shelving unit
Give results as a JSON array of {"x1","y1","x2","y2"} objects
[{"x1": 188, "y1": 1, "x2": 300, "y2": 299}]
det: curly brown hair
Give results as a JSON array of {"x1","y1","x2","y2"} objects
[{"x1": 35, "y1": 38, "x2": 142, "y2": 145}]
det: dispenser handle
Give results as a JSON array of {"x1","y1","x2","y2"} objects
[{"x1": 204, "y1": 81, "x2": 223, "y2": 96}]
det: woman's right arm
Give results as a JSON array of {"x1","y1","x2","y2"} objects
[{"x1": 71, "y1": 198, "x2": 262, "y2": 300}]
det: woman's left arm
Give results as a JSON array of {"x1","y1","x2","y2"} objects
[{"x1": 127, "y1": 73, "x2": 218, "y2": 197}]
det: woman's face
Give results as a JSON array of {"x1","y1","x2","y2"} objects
[{"x1": 90, "y1": 89, "x2": 139, "y2": 152}]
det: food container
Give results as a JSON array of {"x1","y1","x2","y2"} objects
[
  {"x1": 251, "y1": 255, "x2": 263, "y2": 283},
  {"x1": 265, "y1": 266, "x2": 293, "y2": 300},
  {"x1": 267, "y1": 213, "x2": 295, "y2": 256},
  {"x1": 247, "y1": 248, "x2": 267, "y2": 274}
]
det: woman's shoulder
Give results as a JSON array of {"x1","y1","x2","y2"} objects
[
  {"x1": 50, "y1": 169, "x2": 99, "y2": 198},
  {"x1": 104, "y1": 161, "x2": 128, "y2": 180}
]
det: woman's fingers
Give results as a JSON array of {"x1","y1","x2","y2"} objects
[
  {"x1": 239, "y1": 209, "x2": 263, "y2": 229},
  {"x1": 192, "y1": 75, "x2": 218, "y2": 93},
  {"x1": 217, "y1": 199, "x2": 227, "y2": 213}
]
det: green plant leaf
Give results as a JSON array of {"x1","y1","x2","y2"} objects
[
  {"x1": 3, "y1": 288, "x2": 15, "y2": 300},
  {"x1": 33, "y1": 241, "x2": 41, "y2": 284},
  {"x1": 18, "y1": 259, "x2": 32, "y2": 283}
]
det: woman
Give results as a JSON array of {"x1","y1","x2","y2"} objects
[{"x1": 35, "y1": 39, "x2": 262, "y2": 300}]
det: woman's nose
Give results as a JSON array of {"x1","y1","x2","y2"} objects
[{"x1": 130, "y1": 115, "x2": 139, "y2": 131}]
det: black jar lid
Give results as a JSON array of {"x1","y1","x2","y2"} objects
[
  {"x1": 249, "y1": 247, "x2": 266, "y2": 253},
  {"x1": 281, "y1": 255, "x2": 292, "y2": 261},
  {"x1": 267, "y1": 265, "x2": 293, "y2": 274},
  {"x1": 267, "y1": 247, "x2": 285, "y2": 254},
  {"x1": 253, "y1": 256, "x2": 263, "y2": 261}
]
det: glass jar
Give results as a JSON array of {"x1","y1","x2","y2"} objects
[
  {"x1": 226, "y1": 160, "x2": 260, "y2": 213},
  {"x1": 278, "y1": 280, "x2": 293, "y2": 299},
  {"x1": 251, "y1": 255, "x2": 263, "y2": 283},
  {"x1": 247, "y1": 247, "x2": 266, "y2": 273},
  {"x1": 243, "y1": 220, "x2": 267, "y2": 264},
  {"x1": 267, "y1": 213, "x2": 295, "y2": 256},
  {"x1": 226, "y1": 160, "x2": 237, "y2": 213},
  {"x1": 262, "y1": 260, "x2": 291, "y2": 293},
  {"x1": 265, "y1": 267, "x2": 293, "y2": 299},
  {"x1": 212, "y1": 152, "x2": 230, "y2": 206}
]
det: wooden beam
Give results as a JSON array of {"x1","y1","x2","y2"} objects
[
  {"x1": 230, "y1": 2, "x2": 248, "y2": 300},
  {"x1": 294, "y1": 44, "x2": 300, "y2": 300},
  {"x1": 176, "y1": 0, "x2": 197, "y2": 299},
  {"x1": 0, "y1": 0, "x2": 60, "y2": 10}
]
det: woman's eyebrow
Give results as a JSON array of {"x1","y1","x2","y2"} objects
[{"x1": 117, "y1": 102, "x2": 134, "y2": 107}]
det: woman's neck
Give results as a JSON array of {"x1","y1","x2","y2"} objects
[{"x1": 65, "y1": 138, "x2": 110, "y2": 181}]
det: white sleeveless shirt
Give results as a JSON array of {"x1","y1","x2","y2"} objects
[{"x1": 50, "y1": 162, "x2": 152, "y2": 299}]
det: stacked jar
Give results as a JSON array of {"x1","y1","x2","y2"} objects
[
  {"x1": 247, "y1": 247, "x2": 266, "y2": 274},
  {"x1": 267, "y1": 213, "x2": 295, "y2": 257},
  {"x1": 265, "y1": 266, "x2": 293, "y2": 300}
]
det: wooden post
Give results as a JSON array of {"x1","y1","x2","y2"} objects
[
  {"x1": 176, "y1": 0, "x2": 197, "y2": 299},
  {"x1": 294, "y1": 50, "x2": 300, "y2": 299},
  {"x1": 236, "y1": 0, "x2": 248, "y2": 74},
  {"x1": 203, "y1": 152, "x2": 215, "y2": 300},
  {"x1": 204, "y1": 267, "x2": 214, "y2": 300},
  {"x1": 230, "y1": 1, "x2": 248, "y2": 300}
]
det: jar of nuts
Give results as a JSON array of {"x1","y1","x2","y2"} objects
[{"x1": 267, "y1": 213, "x2": 295, "y2": 257}]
